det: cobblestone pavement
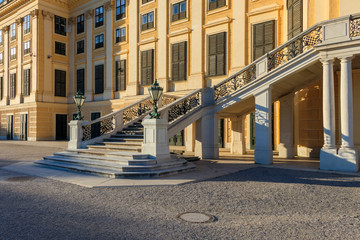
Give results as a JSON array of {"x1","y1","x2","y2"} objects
[{"x1": 1, "y1": 142, "x2": 360, "y2": 239}]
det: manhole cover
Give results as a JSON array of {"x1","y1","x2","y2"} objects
[
  {"x1": 5, "y1": 176, "x2": 36, "y2": 182},
  {"x1": 177, "y1": 212, "x2": 215, "y2": 223}
]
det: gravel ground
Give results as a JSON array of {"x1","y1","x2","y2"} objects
[{"x1": 1, "y1": 166, "x2": 360, "y2": 240}]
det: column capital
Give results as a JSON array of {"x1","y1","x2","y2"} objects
[
  {"x1": 68, "y1": 17, "x2": 75, "y2": 26},
  {"x1": 320, "y1": 58, "x2": 335, "y2": 65},
  {"x1": 42, "y1": 10, "x2": 54, "y2": 20},
  {"x1": 104, "y1": 1, "x2": 114, "y2": 11},
  {"x1": 339, "y1": 55, "x2": 354, "y2": 62},
  {"x1": 2, "y1": 26, "x2": 9, "y2": 33},
  {"x1": 86, "y1": 9, "x2": 94, "y2": 19},
  {"x1": 16, "y1": 17, "x2": 23, "y2": 25},
  {"x1": 30, "y1": 9, "x2": 39, "y2": 18}
]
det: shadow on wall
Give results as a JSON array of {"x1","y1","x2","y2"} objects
[{"x1": 207, "y1": 167, "x2": 360, "y2": 188}]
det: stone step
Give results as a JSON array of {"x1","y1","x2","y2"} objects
[
  {"x1": 36, "y1": 159, "x2": 196, "y2": 178},
  {"x1": 67, "y1": 149, "x2": 150, "y2": 159},
  {"x1": 100, "y1": 142, "x2": 142, "y2": 147},
  {"x1": 103, "y1": 138, "x2": 143, "y2": 143},
  {"x1": 87, "y1": 145, "x2": 142, "y2": 152},
  {"x1": 111, "y1": 134, "x2": 143, "y2": 139},
  {"x1": 53, "y1": 152, "x2": 156, "y2": 165},
  {"x1": 118, "y1": 130, "x2": 144, "y2": 134}
]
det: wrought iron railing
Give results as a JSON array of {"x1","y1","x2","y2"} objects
[
  {"x1": 81, "y1": 94, "x2": 178, "y2": 141},
  {"x1": 213, "y1": 24, "x2": 324, "y2": 102},
  {"x1": 350, "y1": 17, "x2": 360, "y2": 37}
]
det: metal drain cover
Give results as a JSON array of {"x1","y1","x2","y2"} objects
[
  {"x1": 178, "y1": 212, "x2": 215, "y2": 223},
  {"x1": 5, "y1": 176, "x2": 36, "y2": 182}
]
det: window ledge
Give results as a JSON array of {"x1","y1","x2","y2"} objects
[
  {"x1": 115, "y1": 41, "x2": 128, "y2": 47},
  {"x1": 168, "y1": 27, "x2": 191, "y2": 37},
  {"x1": 141, "y1": 28, "x2": 156, "y2": 35},
  {"x1": 170, "y1": 18, "x2": 189, "y2": 26},
  {"x1": 247, "y1": 3, "x2": 283, "y2": 16},
  {"x1": 138, "y1": 36, "x2": 158, "y2": 46},
  {"x1": 204, "y1": 17, "x2": 232, "y2": 28},
  {"x1": 207, "y1": 5, "x2": 230, "y2": 15}
]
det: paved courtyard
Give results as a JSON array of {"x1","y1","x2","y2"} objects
[{"x1": 1, "y1": 141, "x2": 360, "y2": 239}]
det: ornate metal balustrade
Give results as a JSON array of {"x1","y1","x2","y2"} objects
[
  {"x1": 214, "y1": 64, "x2": 256, "y2": 102},
  {"x1": 81, "y1": 95, "x2": 176, "y2": 141},
  {"x1": 167, "y1": 91, "x2": 201, "y2": 123},
  {"x1": 350, "y1": 17, "x2": 360, "y2": 37},
  {"x1": 213, "y1": 24, "x2": 323, "y2": 103}
]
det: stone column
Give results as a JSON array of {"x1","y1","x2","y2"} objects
[
  {"x1": 104, "y1": 1, "x2": 113, "y2": 100},
  {"x1": 185, "y1": 123, "x2": 195, "y2": 153},
  {"x1": 30, "y1": 9, "x2": 39, "y2": 102},
  {"x1": 337, "y1": 55, "x2": 358, "y2": 172},
  {"x1": 157, "y1": 0, "x2": 168, "y2": 91},
  {"x1": 85, "y1": 10, "x2": 93, "y2": 101},
  {"x1": 254, "y1": 88, "x2": 273, "y2": 165},
  {"x1": 1, "y1": 26, "x2": 9, "y2": 106},
  {"x1": 320, "y1": 58, "x2": 336, "y2": 149},
  {"x1": 230, "y1": 116, "x2": 245, "y2": 155},
  {"x1": 16, "y1": 17, "x2": 23, "y2": 104},
  {"x1": 194, "y1": 113, "x2": 219, "y2": 159},
  {"x1": 127, "y1": 0, "x2": 139, "y2": 96},
  {"x1": 188, "y1": 0, "x2": 204, "y2": 89},
  {"x1": 278, "y1": 93, "x2": 294, "y2": 158},
  {"x1": 68, "y1": 17, "x2": 75, "y2": 103}
]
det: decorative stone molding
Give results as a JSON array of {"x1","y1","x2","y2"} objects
[
  {"x1": 104, "y1": 1, "x2": 113, "y2": 11},
  {"x1": 68, "y1": 17, "x2": 75, "y2": 26},
  {"x1": 86, "y1": 9, "x2": 94, "y2": 19},
  {"x1": 42, "y1": 10, "x2": 54, "y2": 20},
  {"x1": 30, "y1": 9, "x2": 39, "y2": 18},
  {"x1": 2, "y1": 26, "x2": 9, "y2": 33},
  {"x1": 16, "y1": 17, "x2": 24, "y2": 25}
]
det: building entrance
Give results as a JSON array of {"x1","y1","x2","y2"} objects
[{"x1": 56, "y1": 114, "x2": 68, "y2": 140}]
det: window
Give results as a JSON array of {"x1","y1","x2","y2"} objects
[
  {"x1": 77, "y1": 40, "x2": 84, "y2": 54},
  {"x1": 95, "y1": 6, "x2": 104, "y2": 28},
  {"x1": 208, "y1": 32, "x2": 226, "y2": 76},
  {"x1": 24, "y1": 15, "x2": 30, "y2": 34},
  {"x1": 288, "y1": 0, "x2": 303, "y2": 39},
  {"x1": 172, "y1": 1, "x2": 186, "y2": 22},
  {"x1": 141, "y1": 49, "x2": 154, "y2": 85},
  {"x1": 10, "y1": 23, "x2": 16, "y2": 41},
  {"x1": 142, "y1": 0, "x2": 153, "y2": 4},
  {"x1": 0, "y1": 52, "x2": 3, "y2": 64},
  {"x1": 171, "y1": 42, "x2": 187, "y2": 81},
  {"x1": 95, "y1": 34, "x2": 104, "y2": 49},
  {"x1": 116, "y1": 60, "x2": 126, "y2": 91},
  {"x1": 55, "y1": 15, "x2": 66, "y2": 36},
  {"x1": 55, "y1": 41, "x2": 66, "y2": 55},
  {"x1": 116, "y1": 27, "x2": 126, "y2": 43},
  {"x1": 95, "y1": 65, "x2": 104, "y2": 94},
  {"x1": 208, "y1": 0, "x2": 226, "y2": 11},
  {"x1": 23, "y1": 69, "x2": 31, "y2": 96},
  {"x1": 77, "y1": 14, "x2": 85, "y2": 34},
  {"x1": 141, "y1": 12, "x2": 154, "y2": 31},
  {"x1": 10, "y1": 47, "x2": 16, "y2": 60},
  {"x1": 116, "y1": 0, "x2": 126, "y2": 20},
  {"x1": 10, "y1": 73, "x2": 16, "y2": 99},
  {"x1": 55, "y1": 69, "x2": 66, "y2": 97},
  {"x1": 0, "y1": 77, "x2": 3, "y2": 100},
  {"x1": 253, "y1": 20, "x2": 275, "y2": 61},
  {"x1": 0, "y1": 30, "x2": 2, "y2": 45},
  {"x1": 24, "y1": 41, "x2": 31, "y2": 55},
  {"x1": 76, "y1": 68, "x2": 85, "y2": 94}
]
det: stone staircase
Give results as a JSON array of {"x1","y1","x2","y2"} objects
[{"x1": 36, "y1": 121, "x2": 196, "y2": 178}]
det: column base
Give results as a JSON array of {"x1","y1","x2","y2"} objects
[
  {"x1": 320, "y1": 147, "x2": 358, "y2": 172},
  {"x1": 278, "y1": 143, "x2": 294, "y2": 159},
  {"x1": 255, "y1": 149, "x2": 273, "y2": 165}
]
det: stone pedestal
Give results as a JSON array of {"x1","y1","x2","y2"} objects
[
  {"x1": 142, "y1": 119, "x2": 171, "y2": 163},
  {"x1": 68, "y1": 120, "x2": 84, "y2": 150}
]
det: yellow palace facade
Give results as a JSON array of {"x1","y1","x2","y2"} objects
[{"x1": 0, "y1": 0, "x2": 360, "y2": 162}]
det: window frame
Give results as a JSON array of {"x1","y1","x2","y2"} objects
[
  {"x1": 140, "y1": 49, "x2": 154, "y2": 86},
  {"x1": 115, "y1": 27, "x2": 126, "y2": 43},
  {"x1": 54, "y1": 15, "x2": 67, "y2": 36},
  {"x1": 171, "y1": 41, "x2": 187, "y2": 81},
  {"x1": 9, "y1": 73, "x2": 16, "y2": 99},
  {"x1": 54, "y1": 69, "x2": 66, "y2": 97},
  {"x1": 207, "y1": 32, "x2": 227, "y2": 77},
  {"x1": 76, "y1": 68, "x2": 85, "y2": 94},
  {"x1": 171, "y1": 0, "x2": 187, "y2": 22},
  {"x1": 0, "y1": 30, "x2": 3, "y2": 46},
  {"x1": 10, "y1": 47, "x2": 16, "y2": 60},
  {"x1": 24, "y1": 15, "x2": 31, "y2": 34},
  {"x1": 95, "y1": 34, "x2": 104, "y2": 49},
  {"x1": 55, "y1": 41, "x2": 66, "y2": 56},
  {"x1": 23, "y1": 69, "x2": 31, "y2": 96},
  {"x1": 0, "y1": 52, "x2": 3, "y2": 64},
  {"x1": 115, "y1": 59, "x2": 126, "y2": 91},
  {"x1": 95, "y1": 6, "x2": 104, "y2": 28},
  {"x1": 208, "y1": 0, "x2": 227, "y2": 11},
  {"x1": 10, "y1": 23, "x2": 16, "y2": 41},
  {"x1": 24, "y1": 41, "x2": 31, "y2": 55},
  {"x1": 141, "y1": 11, "x2": 155, "y2": 32},
  {"x1": 77, "y1": 14, "x2": 85, "y2": 34},
  {"x1": 77, "y1": 40, "x2": 85, "y2": 54},
  {"x1": 94, "y1": 64, "x2": 104, "y2": 94},
  {"x1": 116, "y1": 0, "x2": 126, "y2": 20}
]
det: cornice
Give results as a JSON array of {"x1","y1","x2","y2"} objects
[{"x1": 0, "y1": 0, "x2": 34, "y2": 20}]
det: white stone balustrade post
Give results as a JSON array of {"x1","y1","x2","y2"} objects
[{"x1": 68, "y1": 120, "x2": 84, "y2": 149}]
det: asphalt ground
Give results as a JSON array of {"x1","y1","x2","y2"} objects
[{"x1": 1, "y1": 141, "x2": 360, "y2": 239}]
